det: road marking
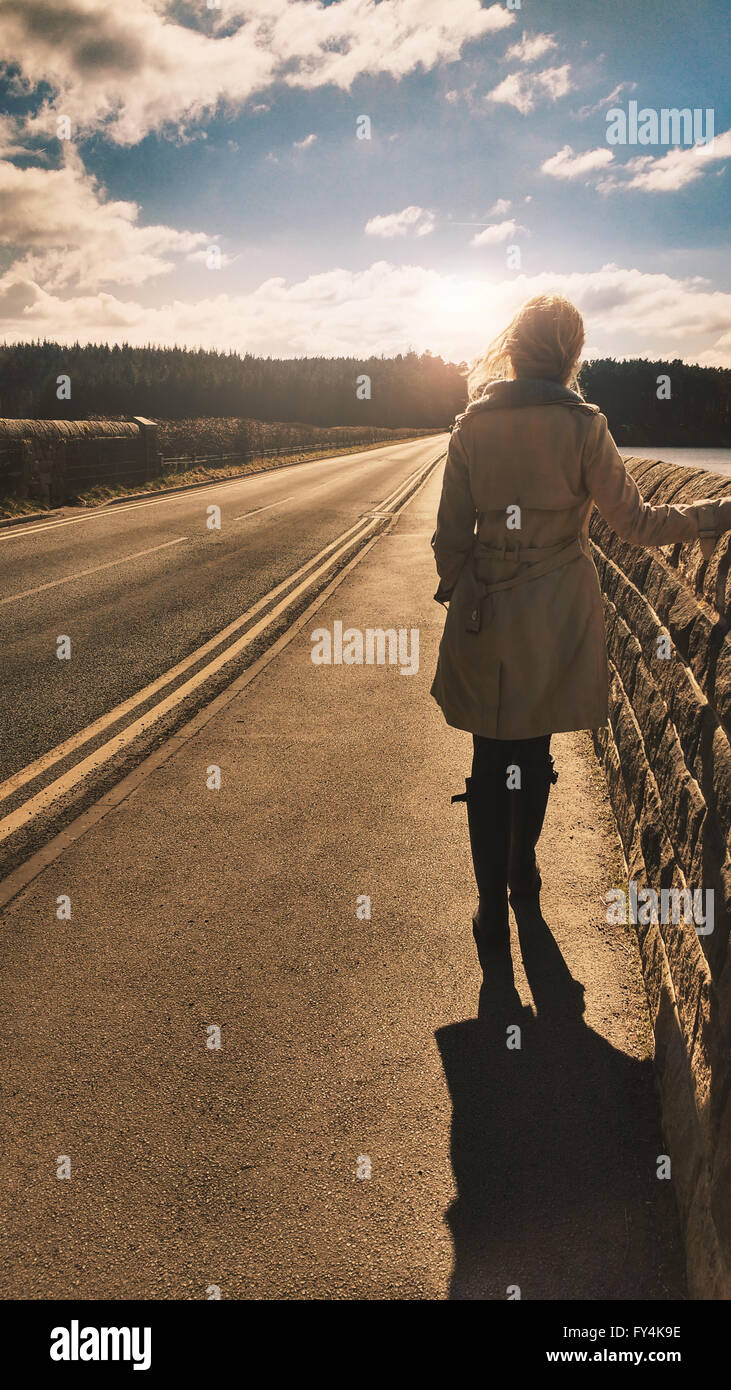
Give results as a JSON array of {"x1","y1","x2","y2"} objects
[
  {"x1": 233, "y1": 497, "x2": 292, "y2": 521},
  {"x1": 0, "y1": 450, "x2": 443, "y2": 910},
  {"x1": 0, "y1": 538, "x2": 187, "y2": 608},
  {"x1": 0, "y1": 517, "x2": 368, "y2": 805},
  {"x1": 0, "y1": 519, "x2": 378, "y2": 842},
  {"x1": 0, "y1": 477, "x2": 263, "y2": 540},
  {"x1": 0, "y1": 455, "x2": 441, "y2": 810},
  {"x1": 0, "y1": 439, "x2": 441, "y2": 542}
]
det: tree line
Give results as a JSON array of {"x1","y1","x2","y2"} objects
[
  {"x1": 578, "y1": 359, "x2": 729, "y2": 447},
  {"x1": 0, "y1": 341, "x2": 727, "y2": 445},
  {"x1": 0, "y1": 343, "x2": 464, "y2": 431}
]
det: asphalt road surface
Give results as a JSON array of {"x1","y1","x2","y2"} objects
[
  {"x1": 0, "y1": 462, "x2": 684, "y2": 1300},
  {"x1": 0, "y1": 436, "x2": 444, "y2": 780},
  {"x1": 0, "y1": 435, "x2": 445, "y2": 874}
]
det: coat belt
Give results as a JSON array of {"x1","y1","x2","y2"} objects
[
  {"x1": 474, "y1": 536, "x2": 578, "y2": 564},
  {"x1": 465, "y1": 536, "x2": 584, "y2": 633}
]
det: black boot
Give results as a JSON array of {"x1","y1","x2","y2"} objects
[
  {"x1": 508, "y1": 752, "x2": 558, "y2": 902},
  {"x1": 452, "y1": 756, "x2": 511, "y2": 965}
]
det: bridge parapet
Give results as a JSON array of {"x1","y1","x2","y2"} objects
[{"x1": 591, "y1": 455, "x2": 731, "y2": 1298}]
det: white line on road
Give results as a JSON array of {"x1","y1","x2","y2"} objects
[
  {"x1": 0, "y1": 477, "x2": 265, "y2": 541},
  {"x1": 0, "y1": 458, "x2": 440, "y2": 810},
  {"x1": 0, "y1": 537, "x2": 188, "y2": 608},
  {"x1": 233, "y1": 497, "x2": 292, "y2": 521},
  {"x1": 0, "y1": 521, "x2": 374, "y2": 842},
  {"x1": 0, "y1": 449, "x2": 445, "y2": 899},
  {"x1": 0, "y1": 439, "x2": 439, "y2": 542}
]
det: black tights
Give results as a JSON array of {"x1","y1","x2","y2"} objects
[{"x1": 471, "y1": 733, "x2": 551, "y2": 777}]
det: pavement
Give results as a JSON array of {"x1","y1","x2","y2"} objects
[{"x1": 0, "y1": 463, "x2": 686, "y2": 1300}]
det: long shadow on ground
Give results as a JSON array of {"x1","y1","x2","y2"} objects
[{"x1": 436, "y1": 900, "x2": 686, "y2": 1301}]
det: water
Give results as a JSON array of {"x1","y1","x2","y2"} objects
[{"x1": 621, "y1": 447, "x2": 731, "y2": 478}]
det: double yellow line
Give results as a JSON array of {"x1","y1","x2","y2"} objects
[{"x1": 0, "y1": 451, "x2": 444, "y2": 848}]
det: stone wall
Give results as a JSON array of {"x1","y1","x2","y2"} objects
[
  {"x1": 590, "y1": 455, "x2": 731, "y2": 1299},
  {"x1": 0, "y1": 418, "x2": 157, "y2": 506}
]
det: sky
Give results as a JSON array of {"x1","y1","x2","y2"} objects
[{"x1": 0, "y1": 0, "x2": 729, "y2": 365}]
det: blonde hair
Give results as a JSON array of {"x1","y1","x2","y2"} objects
[{"x1": 467, "y1": 294, "x2": 585, "y2": 399}]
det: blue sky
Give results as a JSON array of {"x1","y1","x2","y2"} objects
[{"x1": 0, "y1": 0, "x2": 728, "y2": 364}]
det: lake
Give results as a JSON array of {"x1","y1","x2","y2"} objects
[{"x1": 621, "y1": 447, "x2": 731, "y2": 478}]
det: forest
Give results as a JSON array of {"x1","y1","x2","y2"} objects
[
  {"x1": 578, "y1": 359, "x2": 729, "y2": 447},
  {"x1": 0, "y1": 341, "x2": 727, "y2": 446}
]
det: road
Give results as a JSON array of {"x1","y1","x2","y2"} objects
[
  {"x1": 0, "y1": 435, "x2": 444, "y2": 875},
  {"x1": 0, "y1": 460, "x2": 684, "y2": 1300}
]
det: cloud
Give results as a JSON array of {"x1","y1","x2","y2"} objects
[
  {"x1": 470, "y1": 219, "x2": 524, "y2": 245},
  {"x1": 0, "y1": 148, "x2": 212, "y2": 290},
  {"x1": 576, "y1": 82, "x2": 637, "y2": 120},
  {"x1": 539, "y1": 130, "x2": 731, "y2": 194},
  {"x1": 486, "y1": 65, "x2": 572, "y2": 115},
  {"x1": 541, "y1": 144, "x2": 614, "y2": 180},
  {"x1": 698, "y1": 329, "x2": 731, "y2": 367},
  {"x1": 621, "y1": 128, "x2": 731, "y2": 192},
  {"x1": 293, "y1": 133, "x2": 317, "y2": 149},
  {"x1": 365, "y1": 206, "x2": 435, "y2": 238},
  {"x1": 505, "y1": 32, "x2": 558, "y2": 64},
  {"x1": 489, "y1": 198, "x2": 511, "y2": 215},
  {"x1": 544, "y1": 127, "x2": 731, "y2": 194},
  {"x1": 0, "y1": 0, "x2": 515, "y2": 146},
  {"x1": 2, "y1": 258, "x2": 729, "y2": 366},
  {"x1": 0, "y1": 114, "x2": 34, "y2": 159},
  {"x1": 443, "y1": 82, "x2": 480, "y2": 112}
]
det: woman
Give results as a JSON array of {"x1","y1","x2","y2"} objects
[{"x1": 430, "y1": 294, "x2": 731, "y2": 968}]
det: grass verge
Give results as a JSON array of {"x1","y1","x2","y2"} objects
[{"x1": 0, "y1": 436, "x2": 434, "y2": 519}]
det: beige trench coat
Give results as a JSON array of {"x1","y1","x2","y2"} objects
[{"x1": 430, "y1": 378, "x2": 730, "y2": 739}]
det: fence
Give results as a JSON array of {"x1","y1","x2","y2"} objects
[
  {"x1": 159, "y1": 437, "x2": 394, "y2": 476},
  {"x1": 0, "y1": 421, "x2": 422, "y2": 508}
]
